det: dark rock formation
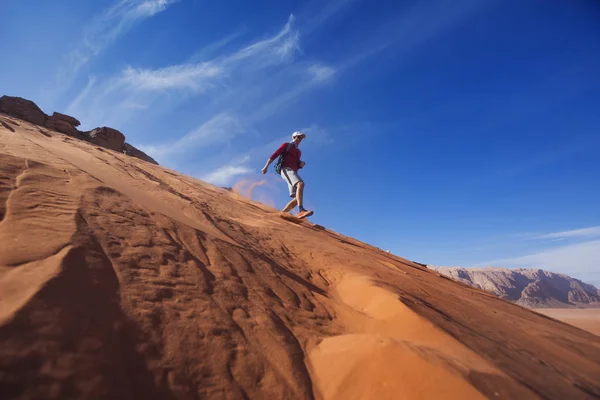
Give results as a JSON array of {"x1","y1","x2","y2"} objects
[
  {"x1": 123, "y1": 143, "x2": 158, "y2": 165},
  {"x1": 45, "y1": 112, "x2": 81, "y2": 137},
  {"x1": 0, "y1": 95, "x2": 158, "y2": 165},
  {"x1": 0, "y1": 96, "x2": 48, "y2": 126},
  {"x1": 83, "y1": 127, "x2": 126, "y2": 153}
]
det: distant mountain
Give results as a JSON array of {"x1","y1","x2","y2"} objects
[{"x1": 428, "y1": 266, "x2": 600, "y2": 308}]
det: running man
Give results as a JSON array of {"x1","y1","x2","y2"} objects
[{"x1": 261, "y1": 131, "x2": 314, "y2": 219}]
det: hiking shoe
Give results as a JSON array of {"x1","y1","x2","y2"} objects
[{"x1": 297, "y1": 209, "x2": 314, "y2": 219}]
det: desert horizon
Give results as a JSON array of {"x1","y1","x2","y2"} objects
[{"x1": 533, "y1": 308, "x2": 600, "y2": 336}]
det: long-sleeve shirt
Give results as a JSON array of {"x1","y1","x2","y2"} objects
[{"x1": 270, "y1": 142, "x2": 302, "y2": 172}]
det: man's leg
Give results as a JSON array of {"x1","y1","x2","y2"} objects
[
  {"x1": 295, "y1": 181, "x2": 313, "y2": 218},
  {"x1": 281, "y1": 181, "x2": 303, "y2": 213},
  {"x1": 282, "y1": 198, "x2": 297, "y2": 213},
  {"x1": 280, "y1": 169, "x2": 311, "y2": 218},
  {"x1": 280, "y1": 168, "x2": 297, "y2": 213},
  {"x1": 295, "y1": 181, "x2": 305, "y2": 209}
]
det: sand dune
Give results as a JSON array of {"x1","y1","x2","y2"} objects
[
  {"x1": 534, "y1": 308, "x2": 600, "y2": 336},
  {"x1": 1, "y1": 114, "x2": 600, "y2": 399}
]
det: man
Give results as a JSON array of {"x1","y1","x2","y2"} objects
[{"x1": 261, "y1": 131, "x2": 314, "y2": 219}]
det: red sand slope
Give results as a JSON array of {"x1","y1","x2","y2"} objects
[{"x1": 1, "y1": 114, "x2": 600, "y2": 399}]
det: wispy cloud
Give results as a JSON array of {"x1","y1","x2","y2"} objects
[
  {"x1": 111, "y1": 15, "x2": 298, "y2": 97},
  {"x1": 134, "y1": 0, "x2": 177, "y2": 17},
  {"x1": 329, "y1": 0, "x2": 488, "y2": 72},
  {"x1": 117, "y1": 15, "x2": 300, "y2": 94},
  {"x1": 73, "y1": 0, "x2": 177, "y2": 72},
  {"x1": 533, "y1": 226, "x2": 600, "y2": 241},
  {"x1": 52, "y1": 0, "x2": 177, "y2": 102},
  {"x1": 229, "y1": 15, "x2": 300, "y2": 64},
  {"x1": 244, "y1": 66, "x2": 335, "y2": 126},
  {"x1": 201, "y1": 154, "x2": 253, "y2": 186},
  {"x1": 297, "y1": 124, "x2": 334, "y2": 146},
  {"x1": 69, "y1": 13, "x2": 336, "y2": 152},
  {"x1": 298, "y1": 0, "x2": 361, "y2": 37},
  {"x1": 118, "y1": 63, "x2": 224, "y2": 91},
  {"x1": 142, "y1": 113, "x2": 245, "y2": 158},
  {"x1": 66, "y1": 76, "x2": 97, "y2": 116},
  {"x1": 202, "y1": 165, "x2": 253, "y2": 186},
  {"x1": 308, "y1": 64, "x2": 336, "y2": 82},
  {"x1": 70, "y1": 0, "x2": 468, "y2": 181},
  {"x1": 188, "y1": 29, "x2": 247, "y2": 64},
  {"x1": 64, "y1": 0, "x2": 494, "y2": 180}
]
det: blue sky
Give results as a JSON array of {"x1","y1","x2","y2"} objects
[{"x1": 2, "y1": 0, "x2": 600, "y2": 285}]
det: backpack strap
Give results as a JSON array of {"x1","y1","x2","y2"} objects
[{"x1": 274, "y1": 142, "x2": 294, "y2": 174}]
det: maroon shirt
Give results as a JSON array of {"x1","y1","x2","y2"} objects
[{"x1": 270, "y1": 142, "x2": 302, "y2": 172}]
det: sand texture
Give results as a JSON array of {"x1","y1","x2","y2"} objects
[{"x1": 1, "y1": 114, "x2": 600, "y2": 399}]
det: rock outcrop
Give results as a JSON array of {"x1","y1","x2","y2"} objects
[
  {"x1": 83, "y1": 127, "x2": 126, "y2": 152},
  {"x1": 123, "y1": 142, "x2": 158, "y2": 165},
  {"x1": 50, "y1": 112, "x2": 80, "y2": 127},
  {"x1": 429, "y1": 266, "x2": 600, "y2": 308},
  {"x1": 0, "y1": 96, "x2": 47, "y2": 126},
  {"x1": 45, "y1": 112, "x2": 81, "y2": 137},
  {"x1": 0, "y1": 95, "x2": 158, "y2": 165}
]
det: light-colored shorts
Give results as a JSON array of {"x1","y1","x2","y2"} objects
[{"x1": 280, "y1": 167, "x2": 303, "y2": 198}]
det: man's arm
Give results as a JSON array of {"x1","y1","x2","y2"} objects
[
  {"x1": 261, "y1": 143, "x2": 287, "y2": 174},
  {"x1": 261, "y1": 158, "x2": 274, "y2": 174},
  {"x1": 298, "y1": 149, "x2": 305, "y2": 168}
]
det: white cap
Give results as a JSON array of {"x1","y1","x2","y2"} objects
[{"x1": 292, "y1": 131, "x2": 306, "y2": 139}]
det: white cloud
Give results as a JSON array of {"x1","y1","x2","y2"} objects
[
  {"x1": 308, "y1": 64, "x2": 336, "y2": 82},
  {"x1": 67, "y1": 0, "x2": 177, "y2": 76},
  {"x1": 118, "y1": 14, "x2": 299, "y2": 94},
  {"x1": 202, "y1": 165, "x2": 253, "y2": 186},
  {"x1": 66, "y1": 75, "x2": 96, "y2": 116},
  {"x1": 245, "y1": 63, "x2": 338, "y2": 125},
  {"x1": 142, "y1": 113, "x2": 245, "y2": 158},
  {"x1": 329, "y1": 0, "x2": 488, "y2": 74},
  {"x1": 134, "y1": 0, "x2": 177, "y2": 17},
  {"x1": 534, "y1": 226, "x2": 600, "y2": 240},
  {"x1": 188, "y1": 30, "x2": 246, "y2": 63},
  {"x1": 481, "y1": 240, "x2": 600, "y2": 286},
  {"x1": 229, "y1": 15, "x2": 300, "y2": 64},
  {"x1": 299, "y1": 0, "x2": 360, "y2": 37},
  {"x1": 48, "y1": 0, "x2": 177, "y2": 106},
  {"x1": 297, "y1": 124, "x2": 334, "y2": 146},
  {"x1": 173, "y1": 113, "x2": 245, "y2": 151},
  {"x1": 118, "y1": 63, "x2": 223, "y2": 91},
  {"x1": 68, "y1": 12, "x2": 339, "y2": 154},
  {"x1": 68, "y1": 13, "x2": 314, "y2": 128}
]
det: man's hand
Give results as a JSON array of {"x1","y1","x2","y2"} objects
[
  {"x1": 261, "y1": 166, "x2": 268, "y2": 175},
  {"x1": 299, "y1": 161, "x2": 306, "y2": 168}
]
